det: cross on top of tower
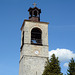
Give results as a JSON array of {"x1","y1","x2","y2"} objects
[{"x1": 33, "y1": 3, "x2": 37, "y2": 7}]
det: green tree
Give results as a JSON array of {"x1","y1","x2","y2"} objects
[
  {"x1": 42, "y1": 54, "x2": 63, "y2": 75},
  {"x1": 67, "y1": 58, "x2": 75, "y2": 75}
]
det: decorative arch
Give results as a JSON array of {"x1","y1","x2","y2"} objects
[
  {"x1": 31, "y1": 28, "x2": 42, "y2": 45},
  {"x1": 34, "y1": 10, "x2": 37, "y2": 17}
]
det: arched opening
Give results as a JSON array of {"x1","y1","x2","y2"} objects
[
  {"x1": 30, "y1": 11, "x2": 32, "y2": 17},
  {"x1": 31, "y1": 28, "x2": 42, "y2": 45},
  {"x1": 34, "y1": 10, "x2": 37, "y2": 17}
]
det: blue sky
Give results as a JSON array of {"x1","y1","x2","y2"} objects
[{"x1": 0, "y1": 0, "x2": 75, "y2": 75}]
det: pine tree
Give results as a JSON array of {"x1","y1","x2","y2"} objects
[
  {"x1": 42, "y1": 54, "x2": 63, "y2": 75},
  {"x1": 67, "y1": 58, "x2": 75, "y2": 75}
]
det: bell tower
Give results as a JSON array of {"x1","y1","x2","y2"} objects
[
  {"x1": 19, "y1": 5, "x2": 49, "y2": 75},
  {"x1": 28, "y1": 6, "x2": 41, "y2": 22}
]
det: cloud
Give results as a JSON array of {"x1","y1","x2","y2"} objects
[
  {"x1": 63, "y1": 63, "x2": 69, "y2": 68},
  {"x1": 49, "y1": 48, "x2": 75, "y2": 62}
]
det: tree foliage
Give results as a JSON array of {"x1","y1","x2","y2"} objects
[
  {"x1": 42, "y1": 54, "x2": 63, "y2": 75},
  {"x1": 67, "y1": 58, "x2": 75, "y2": 75}
]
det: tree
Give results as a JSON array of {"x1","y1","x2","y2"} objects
[
  {"x1": 67, "y1": 58, "x2": 75, "y2": 75},
  {"x1": 42, "y1": 54, "x2": 63, "y2": 75}
]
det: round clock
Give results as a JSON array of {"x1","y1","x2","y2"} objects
[{"x1": 35, "y1": 51, "x2": 39, "y2": 55}]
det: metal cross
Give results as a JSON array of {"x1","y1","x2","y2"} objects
[{"x1": 33, "y1": 3, "x2": 37, "y2": 7}]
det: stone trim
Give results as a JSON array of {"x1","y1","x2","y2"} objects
[
  {"x1": 19, "y1": 55, "x2": 48, "y2": 63},
  {"x1": 20, "y1": 43, "x2": 49, "y2": 52},
  {"x1": 21, "y1": 19, "x2": 49, "y2": 31}
]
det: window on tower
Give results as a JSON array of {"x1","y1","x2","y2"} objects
[
  {"x1": 20, "y1": 31, "x2": 24, "y2": 49},
  {"x1": 30, "y1": 11, "x2": 32, "y2": 17},
  {"x1": 22, "y1": 31, "x2": 24, "y2": 45},
  {"x1": 34, "y1": 10, "x2": 37, "y2": 17},
  {"x1": 31, "y1": 28, "x2": 42, "y2": 45}
]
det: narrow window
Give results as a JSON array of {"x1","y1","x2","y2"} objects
[
  {"x1": 31, "y1": 28, "x2": 42, "y2": 45},
  {"x1": 22, "y1": 31, "x2": 24, "y2": 45}
]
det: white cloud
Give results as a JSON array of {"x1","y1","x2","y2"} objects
[
  {"x1": 63, "y1": 63, "x2": 69, "y2": 68},
  {"x1": 49, "y1": 48, "x2": 75, "y2": 62}
]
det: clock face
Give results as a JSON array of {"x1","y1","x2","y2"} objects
[{"x1": 35, "y1": 51, "x2": 39, "y2": 55}]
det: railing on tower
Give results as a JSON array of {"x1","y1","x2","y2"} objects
[{"x1": 31, "y1": 38, "x2": 42, "y2": 45}]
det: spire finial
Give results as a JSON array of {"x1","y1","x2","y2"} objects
[{"x1": 33, "y1": 3, "x2": 37, "y2": 7}]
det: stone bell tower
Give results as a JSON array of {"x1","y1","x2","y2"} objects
[{"x1": 19, "y1": 4, "x2": 49, "y2": 75}]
